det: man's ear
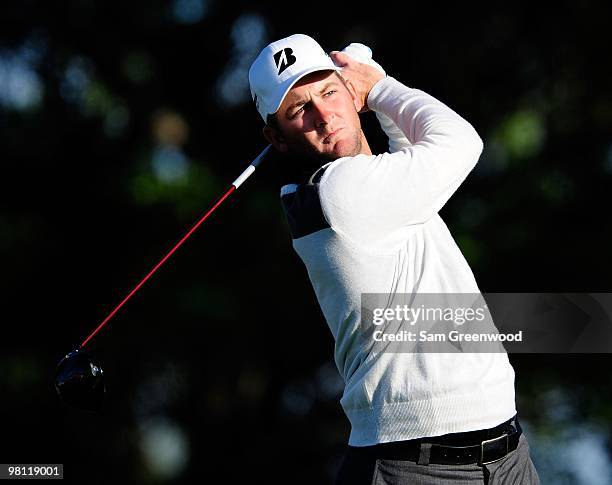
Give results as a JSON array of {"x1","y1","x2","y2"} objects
[
  {"x1": 342, "y1": 77, "x2": 361, "y2": 112},
  {"x1": 263, "y1": 125, "x2": 288, "y2": 153}
]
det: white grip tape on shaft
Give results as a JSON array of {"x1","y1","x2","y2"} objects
[{"x1": 232, "y1": 165, "x2": 256, "y2": 189}]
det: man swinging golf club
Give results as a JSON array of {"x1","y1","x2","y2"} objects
[{"x1": 249, "y1": 34, "x2": 540, "y2": 484}]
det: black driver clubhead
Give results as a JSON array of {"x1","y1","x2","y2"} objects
[{"x1": 55, "y1": 348, "x2": 105, "y2": 412}]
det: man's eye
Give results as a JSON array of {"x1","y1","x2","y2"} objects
[
  {"x1": 323, "y1": 90, "x2": 336, "y2": 97},
  {"x1": 292, "y1": 107, "x2": 304, "y2": 118}
]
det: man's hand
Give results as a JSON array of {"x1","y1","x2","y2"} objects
[{"x1": 330, "y1": 50, "x2": 385, "y2": 113}]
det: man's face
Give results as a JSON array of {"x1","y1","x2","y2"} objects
[{"x1": 266, "y1": 70, "x2": 365, "y2": 161}]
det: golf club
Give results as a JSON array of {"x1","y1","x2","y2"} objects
[{"x1": 55, "y1": 145, "x2": 272, "y2": 411}]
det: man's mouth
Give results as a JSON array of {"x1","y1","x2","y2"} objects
[{"x1": 323, "y1": 128, "x2": 343, "y2": 144}]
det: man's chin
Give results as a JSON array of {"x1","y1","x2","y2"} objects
[{"x1": 321, "y1": 139, "x2": 360, "y2": 160}]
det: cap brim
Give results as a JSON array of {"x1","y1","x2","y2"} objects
[{"x1": 268, "y1": 65, "x2": 342, "y2": 117}]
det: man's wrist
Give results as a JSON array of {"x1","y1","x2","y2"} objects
[{"x1": 366, "y1": 75, "x2": 391, "y2": 111}]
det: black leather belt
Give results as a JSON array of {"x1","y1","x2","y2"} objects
[{"x1": 349, "y1": 415, "x2": 522, "y2": 466}]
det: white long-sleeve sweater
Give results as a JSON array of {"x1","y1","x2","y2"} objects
[{"x1": 279, "y1": 76, "x2": 516, "y2": 446}]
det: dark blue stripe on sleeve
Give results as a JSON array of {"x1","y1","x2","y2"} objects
[{"x1": 280, "y1": 177, "x2": 330, "y2": 239}]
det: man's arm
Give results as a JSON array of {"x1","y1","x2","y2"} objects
[
  {"x1": 320, "y1": 52, "x2": 483, "y2": 242},
  {"x1": 335, "y1": 45, "x2": 412, "y2": 153},
  {"x1": 374, "y1": 110, "x2": 413, "y2": 153}
]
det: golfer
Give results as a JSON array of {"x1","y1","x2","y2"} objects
[{"x1": 249, "y1": 34, "x2": 540, "y2": 484}]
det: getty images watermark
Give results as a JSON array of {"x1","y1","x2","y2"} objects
[{"x1": 360, "y1": 293, "x2": 612, "y2": 353}]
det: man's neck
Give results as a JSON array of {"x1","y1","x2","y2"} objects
[{"x1": 359, "y1": 131, "x2": 373, "y2": 156}]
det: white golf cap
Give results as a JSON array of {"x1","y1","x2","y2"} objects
[{"x1": 248, "y1": 34, "x2": 341, "y2": 121}]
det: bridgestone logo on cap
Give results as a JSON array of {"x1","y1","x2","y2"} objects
[{"x1": 273, "y1": 47, "x2": 297, "y2": 75}]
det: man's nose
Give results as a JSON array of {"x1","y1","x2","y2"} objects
[{"x1": 312, "y1": 100, "x2": 334, "y2": 127}]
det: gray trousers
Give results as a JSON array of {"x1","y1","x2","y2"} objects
[{"x1": 335, "y1": 433, "x2": 540, "y2": 485}]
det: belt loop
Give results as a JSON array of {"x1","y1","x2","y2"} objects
[{"x1": 417, "y1": 442, "x2": 432, "y2": 466}]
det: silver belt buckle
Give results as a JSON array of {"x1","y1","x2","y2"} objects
[{"x1": 479, "y1": 433, "x2": 509, "y2": 466}]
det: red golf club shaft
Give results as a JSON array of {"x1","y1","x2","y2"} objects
[{"x1": 79, "y1": 145, "x2": 272, "y2": 350}]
